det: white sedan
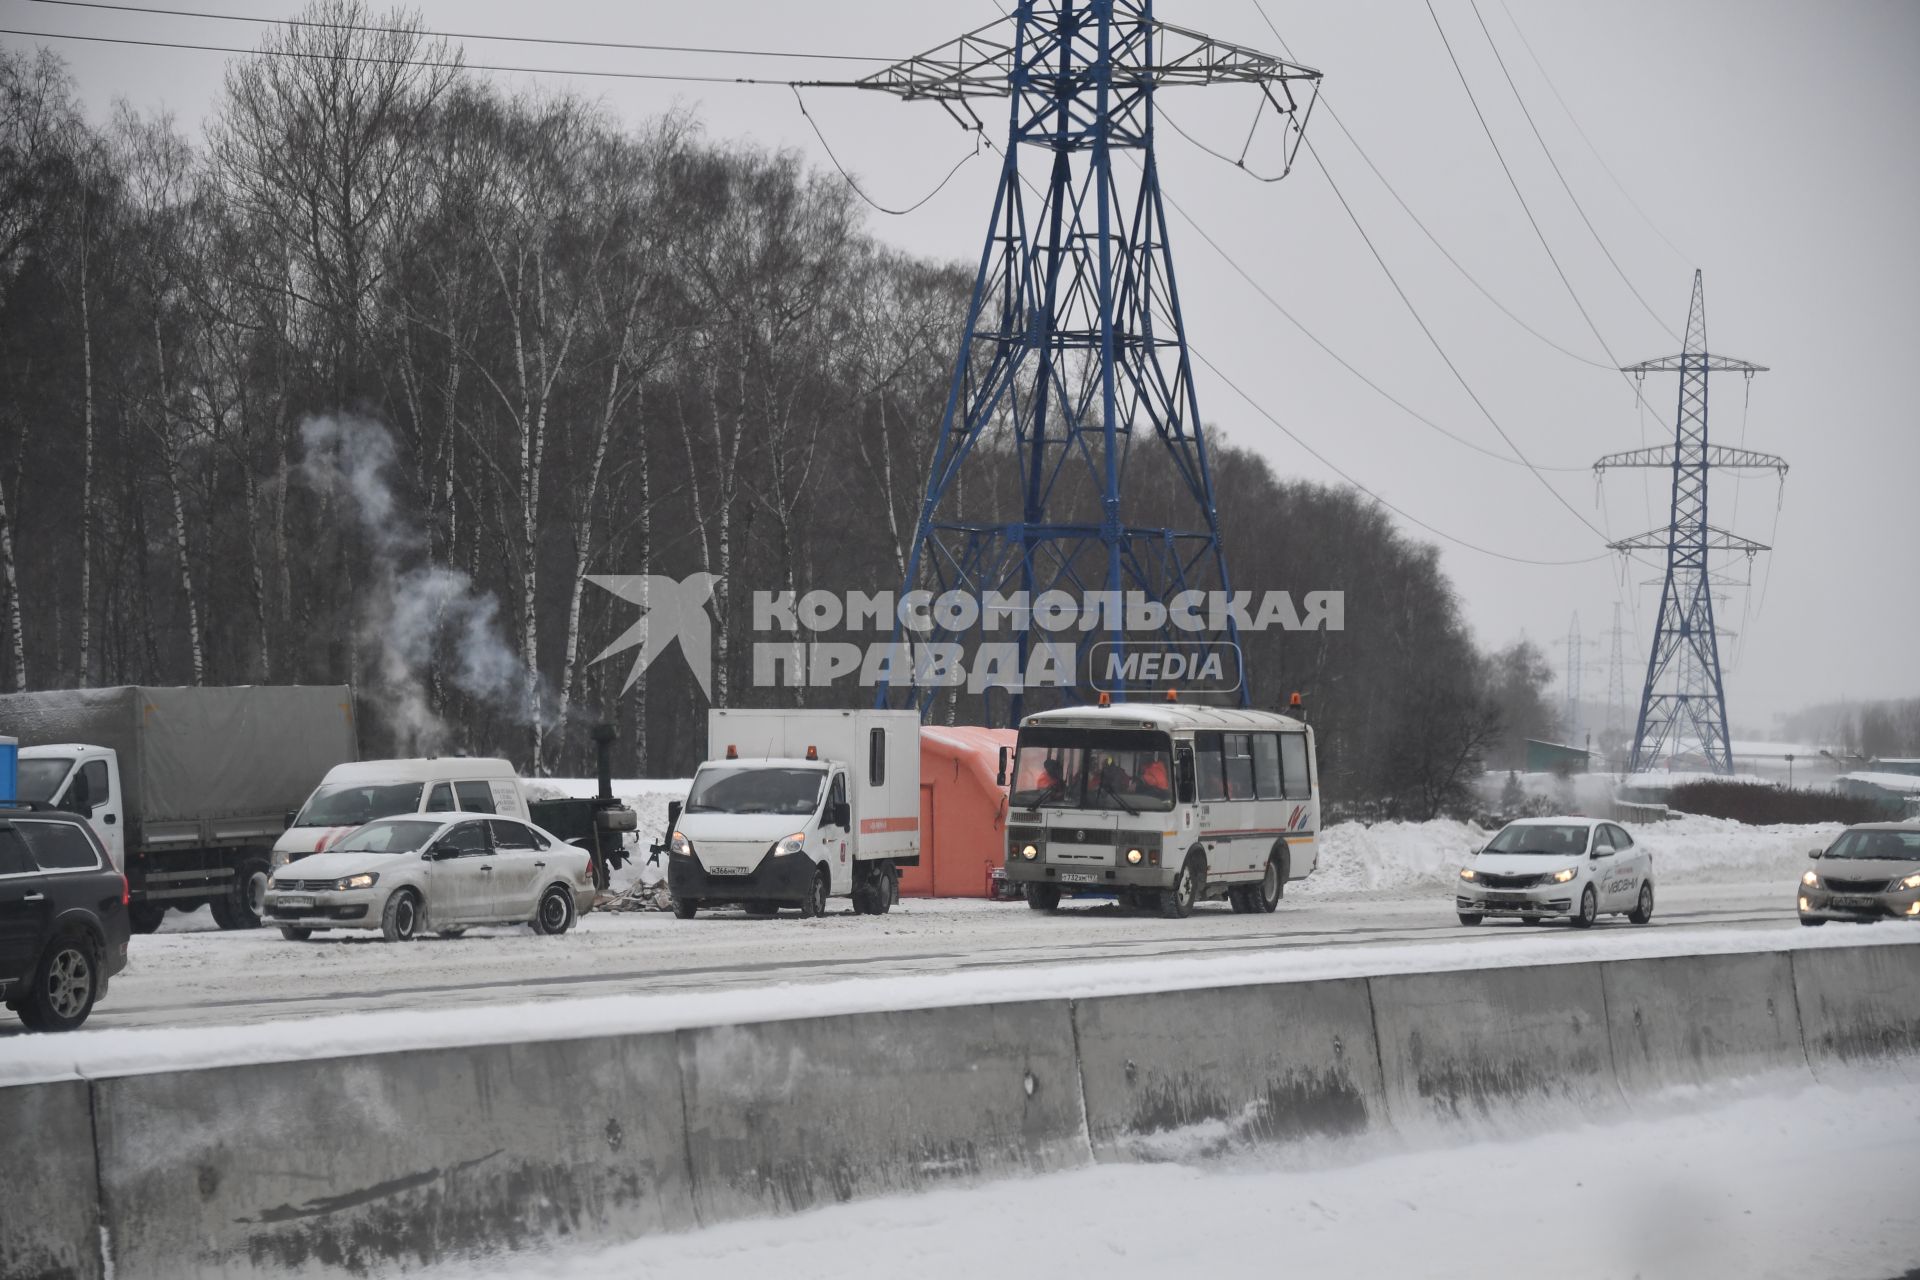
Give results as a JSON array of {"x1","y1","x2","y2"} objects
[
  {"x1": 263, "y1": 812, "x2": 594, "y2": 941},
  {"x1": 1455, "y1": 817, "x2": 1655, "y2": 928}
]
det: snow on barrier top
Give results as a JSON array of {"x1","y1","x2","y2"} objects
[{"x1": 1, "y1": 923, "x2": 1915, "y2": 1090}]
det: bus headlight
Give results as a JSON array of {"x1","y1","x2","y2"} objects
[
  {"x1": 1125, "y1": 848, "x2": 1144, "y2": 865},
  {"x1": 1020, "y1": 844, "x2": 1039, "y2": 861}
]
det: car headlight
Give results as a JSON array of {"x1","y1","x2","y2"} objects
[
  {"x1": 1550, "y1": 867, "x2": 1578, "y2": 884},
  {"x1": 1802, "y1": 870, "x2": 1821, "y2": 887},
  {"x1": 670, "y1": 830, "x2": 692, "y2": 857},
  {"x1": 774, "y1": 832, "x2": 807, "y2": 856},
  {"x1": 1125, "y1": 847, "x2": 1144, "y2": 865},
  {"x1": 1901, "y1": 872, "x2": 1920, "y2": 891},
  {"x1": 1458, "y1": 867, "x2": 1477, "y2": 881},
  {"x1": 336, "y1": 873, "x2": 378, "y2": 891},
  {"x1": 1020, "y1": 843, "x2": 1039, "y2": 861}
]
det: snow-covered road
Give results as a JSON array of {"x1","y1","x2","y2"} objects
[{"x1": 9, "y1": 878, "x2": 1833, "y2": 1035}]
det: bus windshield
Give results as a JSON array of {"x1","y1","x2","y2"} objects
[{"x1": 1011, "y1": 728, "x2": 1174, "y2": 813}]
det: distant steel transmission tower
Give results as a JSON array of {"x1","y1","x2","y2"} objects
[
  {"x1": 1563, "y1": 611, "x2": 1583, "y2": 744},
  {"x1": 1604, "y1": 602, "x2": 1628, "y2": 743},
  {"x1": 1593, "y1": 272, "x2": 1787, "y2": 774}
]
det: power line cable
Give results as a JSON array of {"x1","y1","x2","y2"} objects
[
  {"x1": 1495, "y1": 0, "x2": 1693, "y2": 268},
  {"x1": 1240, "y1": 3, "x2": 1614, "y2": 371},
  {"x1": 791, "y1": 85, "x2": 982, "y2": 216},
  {"x1": 1466, "y1": 0, "x2": 1679, "y2": 343},
  {"x1": 0, "y1": 25, "x2": 841, "y2": 87},
  {"x1": 25, "y1": 0, "x2": 893, "y2": 63}
]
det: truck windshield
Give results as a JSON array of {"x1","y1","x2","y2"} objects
[
  {"x1": 684, "y1": 766, "x2": 825, "y2": 816},
  {"x1": 1484, "y1": 824, "x2": 1592, "y2": 856},
  {"x1": 1011, "y1": 728, "x2": 1174, "y2": 813},
  {"x1": 15, "y1": 758, "x2": 74, "y2": 805},
  {"x1": 332, "y1": 819, "x2": 442, "y2": 854},
  {"x1": 294, "y1": 782, "x2": 425, "y2": 828}
]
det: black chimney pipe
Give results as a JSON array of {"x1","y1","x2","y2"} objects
[{"x1": 591, "y1": 722, "x2": 617, "y2": 803}]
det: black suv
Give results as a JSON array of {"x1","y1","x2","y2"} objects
[{"x1": 0, "y1": 805, "x2": 131, "y2": 1032}]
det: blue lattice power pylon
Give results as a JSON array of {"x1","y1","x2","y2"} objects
[
  {"x1": 847, "y1": 4, "x2": 1321, "y2": 722},
  {"x1": 1594, "y1": 271, "x2": 1787, "y2": 774}
]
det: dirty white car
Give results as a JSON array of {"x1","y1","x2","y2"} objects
[
  {"x1": 1455, "y1": 818, "x2": 1654, "y2": 928},
  {"x1": 263, "y1": 813, "x2": 593, "y2": 941}
]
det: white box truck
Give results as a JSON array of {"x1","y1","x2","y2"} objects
[{"x1": 667, "y1": 708, "x2": 920, "y2": 918}]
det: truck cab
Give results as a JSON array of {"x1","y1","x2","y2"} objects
[
  {"x1": 15, "y1": 745, "x2": 124, "y2": 871},
  {"x1": 668, "y1": 709, "x2": 919, "y2": 919}
]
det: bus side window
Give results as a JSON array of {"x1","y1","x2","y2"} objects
[
  {"x1": 1193, "y1": 733, "x2": 1227, "y2": 803},
  {"x1": 1280, "y1": 733, "x2": 1312, "y2": 800},
  {"x1": 1223, "y1": 733, "x2": 1255, "y2": 800},
  {"x1": 1253, "y1": 734, "x2": 1283, "y2": 799}
]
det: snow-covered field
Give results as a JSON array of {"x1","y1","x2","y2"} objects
[{"x1": 429, "y1": 1079, "x2": 1920, "y2": 1280}]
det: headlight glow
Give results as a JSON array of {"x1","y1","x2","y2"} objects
[
  {"x1": 774, "y1": 832, "x2": 807, "y2": 856},
  {"x1": 1901, "y1": 872, "x2": 1920, "y2": 891},
  {"x1": 1458, "y1": 867, "x2": 1477, "y2": 881},
  {"x1": 1802, "y1": 870, "x2": 1821, "y2": 887},
  {"x1": 1125, "y1": 848, "x2": 1144, "y2": 865},
  {"x1": 1020, "y1": 844, "x2": 1039, "y2": 861},
  {"x1": 336, "y1": 873, "x2": 378, "y2": 891},
  {"x1": 1550, "y1": 867, "x2": 1578, "y2": 884},
  {"x1": 670, "y1": 830, "x2": 692, "y2": 857}
]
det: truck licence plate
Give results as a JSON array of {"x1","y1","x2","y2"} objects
[
  {"x1": 1060, "y1": 872, "x2": 1096, "y2": 883},
  {"x1": 276, "y1": 895, "x2": 314, "y2": 910}
]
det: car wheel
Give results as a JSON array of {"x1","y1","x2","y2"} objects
[
  {"x1": 128, "y1": 904, "x2": 166, "y2": 935},
  {"x1": 19, "y1": 934, "x2": 99, "y2": 1033},
  {"x1": 279, "y1": 926, "x2": 314, "y2": 942},
  {"x1": 671, "y1": 898, "x2": 699, "y2": 920},
  {"x1": 1799, "y1": 916, "x2": 1825, "y2": 927},
  {"x1": 381, "y1": 889, "x2": 424, "y2": 942},
  {"x1": 797, "y1": 866, "x2": 830, "y2": 918},
  {"x1": 1627, "y1": 882, "x2": 1655, "y2": 925},
  {"x1": 1570, "y1": 885, "x2": 1598, "y2": 929},
  {"x1": 1160, "y1": 853, "x2": 1203, "y2": 919},
  {"x1": 532, "y1": 885, "x2": 575, "y2": 936},
  {"x1": 1026, "y1": 883, "x2": 1061, "y2": 912},
  {"x1": 1457, "y1": 912, "x2": 1484, "y2": 926},
  {"x1": 1255, "y1": 856, "x2": 1283, "y2": 913}
]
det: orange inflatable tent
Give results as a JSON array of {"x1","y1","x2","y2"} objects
[{"x1": 903, "y1": 725, "x2": 1016, "y2": 898}]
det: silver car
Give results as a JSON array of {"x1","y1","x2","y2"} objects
[{"x1": 1798, "y1": 822, "x2": 1920, "y2": 926}]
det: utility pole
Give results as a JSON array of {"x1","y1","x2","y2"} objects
[
  {"x1": 845, "y1": 4, "x2": 1322, "y2": 723},
  {"x1": 1593, "y1": 272, "x2": 1787, "y2": 774},
  {"x1": 1604, "y1": 602, "x2": 1628, "y2": 744},
  {"x1": 1563, "y1": 611, "x2": 1583, "y2": 745}
]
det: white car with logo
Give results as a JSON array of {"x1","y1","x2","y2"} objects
[
  {"x1": 1455, "y1": 817, "x2": 1654, "y2": 928},
  {"x1": 263, "y1": 812, "x2": 593, "y2": 941}
]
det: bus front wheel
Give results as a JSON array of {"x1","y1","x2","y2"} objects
[{"x1": 1160, "y1": 853, "x2": 1203, "y2": 919}]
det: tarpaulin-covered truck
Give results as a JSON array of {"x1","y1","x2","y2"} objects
[{"x1": 0, "y1": 685, "x2": 358, "y2": 932}]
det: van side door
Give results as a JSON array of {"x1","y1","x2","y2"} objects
[{"x1": 820, "y1": 771, "x2": 850, "y2": 893}]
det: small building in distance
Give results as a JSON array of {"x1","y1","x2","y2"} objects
[{"x1": 1524, "y1": 739, "x2": 1590, "y2": 775}]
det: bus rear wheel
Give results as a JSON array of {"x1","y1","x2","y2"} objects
[{"x1": 1025, "y1": 883, "x2": 1061, "y2": 912}]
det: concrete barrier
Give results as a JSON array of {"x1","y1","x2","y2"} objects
[
  {"x1": 1072, "y1": 979, "x2": 1383, "y2": 1161},
  {"x1": 0, "y1": 1079, "x2": 100, "y2": 1280},
  {"x1": 1602, "y1": 951, "x2": 1810, "y2": 1093},
  {"x1": 10, "y1": 941, "x2": 1920, "y2": 1278},
  {"x1": 677, "y1": 999, "x2": 1087, "y2": 1223},
  {"x1": 1369, "y1": 963, "x2": 1620, "y2": 1131},
  {"x1": 91, "y1": 1033, "x2": 694, "y2": 1279},
  {"x1": 1793, "y1": 943, "x2": 1920, "y2": 1078}
]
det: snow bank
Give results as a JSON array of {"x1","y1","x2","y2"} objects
[
  {"x1": 1301, "y1": 812, "x2": 1837, "y2": 898},
  {"x1": 433, "y1": 1081, "x2": 1918, "y2": 1280}
]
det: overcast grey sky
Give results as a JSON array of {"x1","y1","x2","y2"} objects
[{"x1": 8, "y1": 0, "x2": 1916, "y2": 733}]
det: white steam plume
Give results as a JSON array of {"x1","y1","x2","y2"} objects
[{"x1": 299, "y1": 414, "x2": 544, "y2": 755}]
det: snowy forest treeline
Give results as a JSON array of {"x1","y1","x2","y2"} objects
[{"x1": 0, "y1": 5, "x2": 1563, "y2": 816}]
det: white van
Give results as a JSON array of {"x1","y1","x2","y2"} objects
[
  {"x1": 272, "y1": 758, "x2": 528, "y2": 868},
  {"x1": 669, "y1": 709, "x2": 920, "y2": 918},
  {"x1": 1003, "y1": 703, "x2": 1320, "y2": 918}
]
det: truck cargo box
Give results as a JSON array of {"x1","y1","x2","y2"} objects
[{"x1": 0, "y1": 685, "x2": 357, "y2": 845}]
